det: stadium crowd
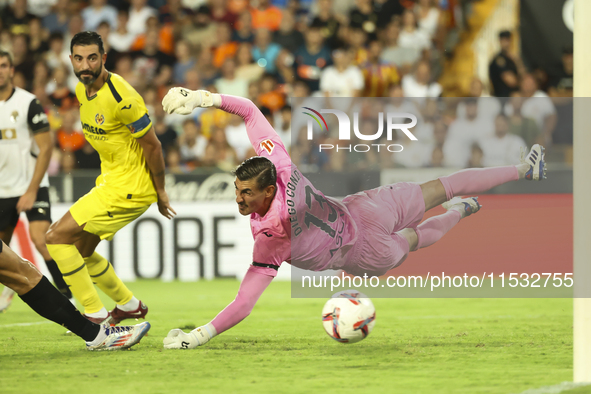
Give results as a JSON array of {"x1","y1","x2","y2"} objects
[{"x1": 0, "y1": 0, "x2": 572, "y2": 174}]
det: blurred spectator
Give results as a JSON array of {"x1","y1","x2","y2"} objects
[
  {"x1": 274, "y1": 104, "x2": 292, "y2": 150},
  {"x1": 32, "y1": 60, "x2": 50, "y2": 91},
  {"x1": 252, "y1": 28, "x2": 282, "y2": 74},
  {"x1": 247, "y1": 80, "x2": 262, "y2": 104},
  {"x1": 398, "y1": 9, "x2": 430, "y2": 51},
  {"x1": 401, "y1": 60, "x2": 442, "y2": 98},
  {"x1": 467, "y1": 143, "x2": 483, "y2": 168},
  {"x1": 63, "y1": 13, "x2": 84, "y2": 48},
  {"x1": 47, "y1": 64, "x2": 78, "y2": 110},
  {"x1": 12, "y1": 34, "x2": 35, "y2": 85},
  {"x1": 225, "y1": 114, "x2": 251, "y2": 161},
  {"x1": 97, "y1": 22, "x2": 120, "y2": 71},
  {"x1": 131, "y1": 28, "x2": 175, "y2": 80},
  {"x1": 109, "y1": 10, "x2": 136, "y2": 53},
  {"x1": 273, "y1": 11, "x2": 304, "y2": 53},
  {"x1": 74, "y1": 142, "x2": 101, "y2": 170},
  {"x1": 2, "y1": 0, "x2": 35, "y2": 35},
  {"x1": 320, "y1": 47, "x2": 364, "y2": 97},
  {"x1": 114, "y1": 55, "x2": 140, "y2": 88},
  {"x1": 173, "y1": 40, "x2": 196, "y2": 84},
  {"x1": 159, "y1": 0, "x2": 194, "y2": 27},
  {"x1": 258, "y1": 73, "x2": 285, "y2": 112},
  {"x1": 386, "y1": 85, "x2": 422, "y2": 124},
  {"x1": 215, "y1": 58, "x2": 249, "y2": 97},
  {"x1": 489, "y1": 30, "x2": 520, "y2": 97},
  {"x1": 310, "y1": 0, "x2": 343, "y2": 49},
  {"x1": 81, "y1": 0, "x2": 118, "y2": 31},
  {"x1": 204, "y1": 127, "x2": 239, "y2": 171},
  {"x1": 444, "y1": 98, "x2": 494, "y2": 168},
  {"x1": 56, "y1": 109, "x2": 85, "y2": 153},
  {"x1": 195, "y1": 48, "x2": 219, "y2": 87},
  {"x1": 182, "y1": 5, "x2": 216, "y2": 48},
  {"x1": 380, "y1": 22, "x2": 420, "y2": 71},
  {"x1": 456, "y1": 78, "x2": 501, "y2": 123},
  {"x1": 232, "y1": 11, "x2": 255, "y2": 43},
  {"x1": 293, "y1": 21, "x2": 332, "y2": 92},
  {"x1": 28, "y1": 18, "x2": 49, "y2": 59},
  {"x1": 251, "y1": 0, "x2": 283, "y2": 32},
  {"x1": 479, "y1": 114, "x2": 526, "y2": 167},
  {"x1": 426, "y1": 119, "x2": 448, "y2": 167},
  {"x1": 346, "y1": 121, "x2": 380, "y2": 171},
  {"x1": 361, "y1": 39, "x2": 399, "y2": 97},
  {"x1": 128, "y1": 0, "x2": 157, "y2": 37},
  {"x1": 165, "y1": 146, "x2": 190, "y2": 174},
  {"x1": 45, "y1": 32, "x2": 69, "y2": 70},
  {"x1": 130, "y1": 16, "x2": 175, "y2": 55},
  {"x1": 374, "y1": 0, "x2": 405, "y2": 29},
  {"x1": 42, "y1": 0, "x2": 70, "y2": 34},
  {"x1": 27, "y1": 0, "x2": 58, "y2": 18},
  {"x1": 179, "y1": 119, "x2": 207, "y2": 165},
  {"x1": 154, "y1": 106, "x2": 179, "y2": 156},
  {"x1": 349, "y1": 0, "x2": 378, "y2": 37},
  {"x1": 213, "y1": 22, "x2": 238, "y2": 69},
  {"x1": 548, "y1": 46, "x2": 574, "y2": 97},
  {"x1": 291, "y1": 126, "x2": 329, "y2": 171},
  {"x1": 210, "y1": 0, "x2": 237, "y2": 25},
  {"x1": 235, "y1": 43, "x2": 265, "y2": 83},
  {"x1": 506, "y1": 94, "x2": 542, "y2": 148},
  {"x1": 198, "y1": 104, "x2": 232, "y2": 139},
  {"x1": 415, "y1": 0, "x2": 441, "y2": 38},
  {"x1": 13, "y1": 71, "x2": 27, "y2": 89},
  {"x1": 506, "y1": 74, "x2": 557, "y2": 144},
  {"x1": 347, "y1": 27, "x2": 368, "y2": 65}
]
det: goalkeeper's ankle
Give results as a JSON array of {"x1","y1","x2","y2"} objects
[{"x1": 191, "y1": 323, "x2": 217, "y2": 345}]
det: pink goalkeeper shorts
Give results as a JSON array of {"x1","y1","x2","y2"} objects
[{"x1": 341, "y1": 182, "x2": 425, "y2": 276}]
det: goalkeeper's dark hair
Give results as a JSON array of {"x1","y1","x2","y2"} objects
[
  {"x1": 233, "y1": 156, "x2": 277, "y2": 191},
  {"x1": 70, "y1": 31, "x2": 105, "y2": 55}
]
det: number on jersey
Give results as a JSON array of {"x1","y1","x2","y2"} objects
[{"x1": 260, "y1": 139, "x2": 275, "y2": 154}]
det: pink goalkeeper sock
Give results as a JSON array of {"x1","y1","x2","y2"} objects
[
  {"x1": 416, "y1": 210, "x2": 462, "y2": 249},
  {"x1": 438, "y1": 166, "x2": 519, "y2": 200}
]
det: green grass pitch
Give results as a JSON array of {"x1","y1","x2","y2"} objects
[{"x1": 0, "y1": 280, "x2": 578, "y2": 394}]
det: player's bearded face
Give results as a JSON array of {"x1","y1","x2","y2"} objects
[
  {"x1": 74, "y1": 61, "x2": 102, "y2": 85},
  {"x1": 71, "y1": 45, "x2": 104, "y2": 85}
]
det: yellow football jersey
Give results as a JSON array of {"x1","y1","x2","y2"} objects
[{"x1": 75, "y1": 72, "x2": 156, "y2": 206}]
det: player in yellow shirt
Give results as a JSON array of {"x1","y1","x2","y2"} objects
[{"x1": 46, "y1": 32, "x2": 176, "y2": 325}]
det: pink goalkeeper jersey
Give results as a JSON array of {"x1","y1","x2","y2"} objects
[{"x1": 220, "y1": 95, "x2": 358, "y2": 276}]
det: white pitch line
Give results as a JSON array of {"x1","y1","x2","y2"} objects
[
  {"x1": 0, "y1": 321, "x2": 51, "y2": 328},
  {"x1": 516, "y1": 381, "x2": 591, "y2": 394}
]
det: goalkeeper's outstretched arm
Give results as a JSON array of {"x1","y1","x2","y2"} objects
[
  {"x1": 162, "y1": 88, "x2": 285, "y2": 154},
  {"x1": 163, "y1": 266, "x2": 274, "y2": 349}
]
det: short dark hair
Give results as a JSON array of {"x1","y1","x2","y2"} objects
[
  {"x1": 499, "y1": 30, "x2": 512, "y2": 39},
  {"x1": 233, "y1": 156, "x2": 277, "y2": 191},
  {"x1": 0, "y1": 49, "x2": 13, "y2": 67},
  {"x1": 70, "y1": 31, "x2": 104, "y2": 55}
]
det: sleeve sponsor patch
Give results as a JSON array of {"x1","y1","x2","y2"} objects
[{"x1": 260, "y1": 139, "x2": 275, "y2": 155}]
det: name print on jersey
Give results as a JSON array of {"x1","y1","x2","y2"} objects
[
  {"x1": 286, "y1": 169, "x2": 303, "y2": 236},
  {"x1": 82, "y1": 121, "x2": 107, "y2": 141}
]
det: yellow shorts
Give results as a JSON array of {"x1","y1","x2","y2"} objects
[{"x1": 70, "y1": 188, "x2": 151, "y2": 241}]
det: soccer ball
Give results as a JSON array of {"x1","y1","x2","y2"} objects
[{"x1": 322, "y1": 290, "x2": 376, "y2": 343}]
